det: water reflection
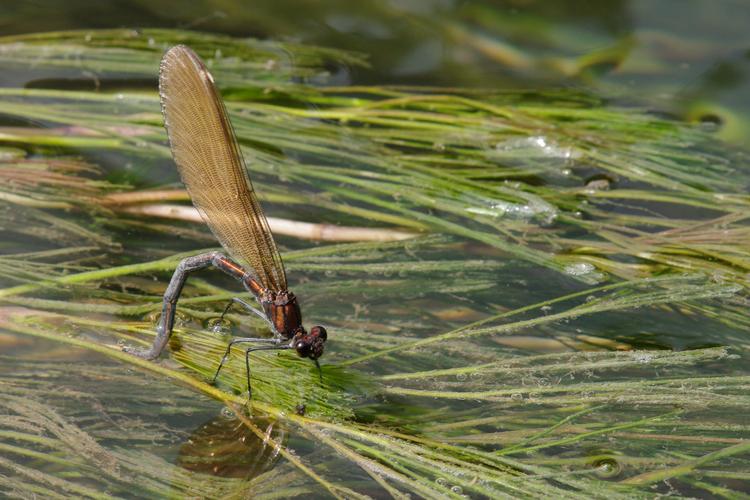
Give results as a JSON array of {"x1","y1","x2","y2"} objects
[{"x1": 177, "y1": 411, "x2": 284, "y2": 479}]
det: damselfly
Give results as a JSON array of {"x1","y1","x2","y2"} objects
[{"x1": 124, "y1": 45, "x2": 327, "y2": 398}]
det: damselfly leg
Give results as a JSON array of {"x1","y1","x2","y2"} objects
[
  {"x1": 244, "y1": 345, "x2": 292, "y2": 399},
  {"x1": 212, "y1": 336, "x2": 285, "y2": 384},
  {"x1": 220, "y1": 297, "x2": 275, "y2": 332},
  {"x1": 125, "y1": 251, "x2": 244, "y2": 360},
  {"x1": 213, "y1": 342, "x2": 291, "y2": 399}
]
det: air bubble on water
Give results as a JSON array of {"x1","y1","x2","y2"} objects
[
  {"x1": 510, "y1": 393, "x2": 523, "y2": 402},
  {"x1": 450, "y1": 485, "x2": 463, "y2": 494},
  {"x1": 710, "y1": 272, "x2": 727, "y2": 284},
  {"x1": 173, "y1": 311, "x2": 190, "y2": 327},
  {"x1": 564, "y1": 262, "x2": 605, "y2": 284},
  {"x1": 456, "y1": 373, "x2": 468, "y2": 382},
  {"x1": 597, "y1": 462, "x2": 614, "y2": 475},
  {"x1": 220, "y1": 406, "x2": 235, "y2": 420},
  {"x1": 493, "y1": 136, "x2": 581, "y2": 160},
  {"x1": 435, "y1": 477, "x2": 447, "y2": 486},
  {"x1": 593, "y1": 458, "x2": 622, "y2": 478},
  {"x1": 564, "y1": 262, "x2": 595, "y2": 276},
  {"x1": 634, "y1": 352, "x2": 653, "y2": 364},
  {"x1": 208, "y1": 317, "x2": 231, "y2": 334},
  {"x1": 465, "y1": 197, "x2": 558, "y2": 225}
]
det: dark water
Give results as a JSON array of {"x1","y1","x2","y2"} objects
[
  {"x1": 1, "y1": 1, "x2": 750, "y2": 498},
  {"x1": 3, "y1": 1, "x2": 749, "y2": 105},
  {"x1": 3, "y1": 1, "x2": 749, "y2": 145}
]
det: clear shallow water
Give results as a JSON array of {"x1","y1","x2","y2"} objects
[{"x1": 1, "y1": 2, "x2": 750, "y2": 498}]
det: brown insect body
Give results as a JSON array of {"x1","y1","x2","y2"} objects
[
  {"x1": 239, "y1": 270, "x2": 303, "y2": 338},
  {"x1": 261, "y1": 289, "x2": 303, "y2": 339},
  {"x1": 124, "y1": 45, "x2": 327, "y2": 396}
]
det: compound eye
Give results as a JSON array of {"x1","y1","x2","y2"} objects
[
  {"x1": 295, "y1": 341, "x2": 312, "y2": 358},
  {"x1": 311, "y1": 325, "x2": 328, "y2": 341}
]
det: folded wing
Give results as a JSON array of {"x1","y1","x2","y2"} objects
[{"x1": 158, "y1": 45, "x2": 287, "y2": 291}]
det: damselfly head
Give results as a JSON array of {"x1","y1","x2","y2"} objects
[{"x1": 293, "y1": 325, "x2": 327, "y2": 360}]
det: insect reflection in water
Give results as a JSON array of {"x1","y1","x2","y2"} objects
[{"x1": 177, "y1": 410, "x2": 284, "y2": 479}]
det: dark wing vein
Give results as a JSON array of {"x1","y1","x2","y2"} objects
[{"x1": 158, "y1": 45, "x2": 287, "y2": 291}]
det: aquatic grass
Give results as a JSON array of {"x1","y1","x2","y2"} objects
[
  {"x1": 1, "y1": 261, "x2": 747, "y2": 496},
  {"x1": 1, "y1": 84, "x2": 748, "y2": 283},
  {"x1": 0, "y1": 29, "x2": 368, "y2": 92},
  {"x1": 340, "y1": 273, "x2": 742, "y2": 366},
  {"x1": 1, "y1": 229, "x2": 741, "y2": 494},
  {"x1": 0, "y1": 28, "x2": 749, "y2": 497},
  {"x1": 0, "y1": 308, "x2": 652, "y2": 498},
  {"x1": 0, "y1": 356, "x2": 322, "y2": 498}
]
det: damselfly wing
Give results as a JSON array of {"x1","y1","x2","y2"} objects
[{"x1": 159, "y1": 45, "x2": 286, "y2": 292}]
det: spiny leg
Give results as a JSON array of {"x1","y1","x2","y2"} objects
[
  {"x1": 245, "y1": 345, "x2": 292, "y2": 399},
  {"x1": 212, "y1": 337, "x2": 285, "y2": 384},
  {"x1": 124, "y1": 251, "x2": 249, "y2": 360}
]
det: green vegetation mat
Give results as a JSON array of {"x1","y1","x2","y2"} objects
[{"x1": 0, "y1": 29, "x2": 748, "y2": 498}]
